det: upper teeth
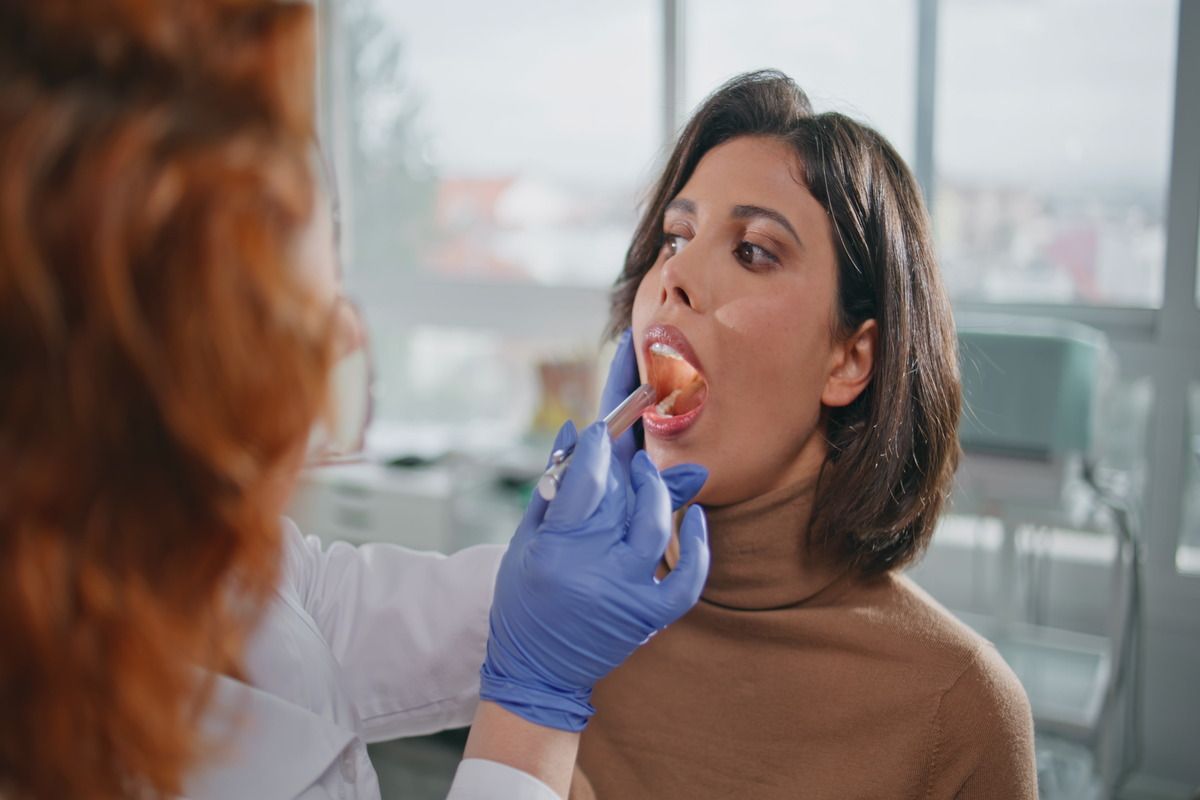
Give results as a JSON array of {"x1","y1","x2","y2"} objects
[{"x1": 649, "y1": 342, "x2": 684, "y2": 360}]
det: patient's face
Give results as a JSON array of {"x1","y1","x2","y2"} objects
[{"x1": 632, "y1": 135, "x2": 841, "y2": 506}]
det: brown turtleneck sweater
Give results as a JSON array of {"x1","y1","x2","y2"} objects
[{"x1": 572, "y1": 478, "x2": 1037, "y2": 799}]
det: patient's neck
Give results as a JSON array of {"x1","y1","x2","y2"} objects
[{"x1": 669, "y1": 476, "x2": 848, "y2": 610}]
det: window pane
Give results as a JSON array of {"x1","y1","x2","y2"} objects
[
  {"x1": 358, "y1": 314, "x2": 604, "y2": 440},
  {"x1": 934, "y1": 0, "x2": 1177, "y2": 307},
  {"x1": 687, "y1": 0, "x2": 917, "y2": 162},
  {"x1": 364, "y1": 323, "x2": 537, "y2": 437},
  {"x1": 1178, "y1": 385, "x2": 1200, "y2": 574},
  {"x1": 338, "y1": 0, "x2": 658, "y2": 291}
]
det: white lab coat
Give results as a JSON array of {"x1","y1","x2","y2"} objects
[{"x1": 182, "y1": 518, "x2": 559, "y2": 800}]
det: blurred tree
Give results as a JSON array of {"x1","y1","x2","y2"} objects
[{"x1": 342, "y1": 0, "x2": 437, "y2": 295}]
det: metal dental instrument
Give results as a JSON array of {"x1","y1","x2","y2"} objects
[{"x1": 536, "y1": 382, "x2": 658, "y2": 501}]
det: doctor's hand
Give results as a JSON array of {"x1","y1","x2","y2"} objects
[
  {"x1": 600, "y1": 328, "x2": 707, "y2": 508},
  {"x1": 480, "y1": 420, "x2": 710, "y2": 732}
]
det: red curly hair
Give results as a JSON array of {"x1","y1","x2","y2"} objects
[{"x1": 0, "y1": 1, "x2": 334, "y2": 797}]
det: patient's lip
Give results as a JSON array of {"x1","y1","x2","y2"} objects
[
  {"x1": 641, "y1": 323, "x2": 707, "y2": 438},
  {"x1": 642, "y1": 323, "x2": 705, "y2": 378},
  {"x1": 643, "y1": 401, "x2": 704, "y2": 438}
]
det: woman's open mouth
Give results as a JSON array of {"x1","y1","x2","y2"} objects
[{"x1": 641, "y1": 324, "x2": 709, "y2": 438}]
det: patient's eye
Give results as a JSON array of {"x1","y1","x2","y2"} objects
[
  {"x1": 734, "y1": 240, "x2": 778, "y2": 270},
  {"x1": 662, "y1": 233, "x2": 690, "y2": 258}
]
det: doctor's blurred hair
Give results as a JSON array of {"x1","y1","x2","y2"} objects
[
  {"x1": 0, "y1": 2, "x2": 332, "y2": 798},
  {"x1": 610, "y1": 70, "x2": 961, "y2": 575}
]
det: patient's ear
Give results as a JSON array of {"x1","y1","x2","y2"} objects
[{"x1": 821, "y1": 319, "x2": 877, "y2": 408}]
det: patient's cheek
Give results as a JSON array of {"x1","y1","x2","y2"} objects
[
  {"x1": 713, "y1": 294, "x2": 806, "y2": 350},
  {"x1": 630, "y1": 268, "x2": 661, "y2": 325},
  {"x1": 711, "y1": 296, "x2": 763, "y2": 333}
]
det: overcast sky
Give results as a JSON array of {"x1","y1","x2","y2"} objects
[{"x1": 363, "y1": 0, "x2": 1176, "y2": 198}]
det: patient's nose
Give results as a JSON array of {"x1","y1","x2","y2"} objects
[{"x1": 658, "y1": 245, "x2": 704, "y2": 312}]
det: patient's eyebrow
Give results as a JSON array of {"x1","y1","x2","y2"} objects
[
  {"x1": 664, "y1": 197, "x2": 697, "y2": 216},
  {"x1": 732, "y1": 204, "x2": 803, "y2": 249}
]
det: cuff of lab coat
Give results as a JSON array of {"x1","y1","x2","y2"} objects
[{"x1": 446, "y1": 758, "x2": 561, "y2": 800}]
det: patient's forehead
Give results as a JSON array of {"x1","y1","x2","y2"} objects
[{"x1": 679, "y1": 136, "x2": 834, "y2": 263}]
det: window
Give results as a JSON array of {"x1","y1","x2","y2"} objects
[
  {"x1": 318, "y1": 2, "x2": 1197, "y2": 596},
  {"x1": 323, "y1": 0, "x2": 660, "y2": 430},
  {"x1": 336, "y1": 0, "x2": 659, "y2": 291},
  {"x1": 933, "y1": 0, "x2": 1177, "y2": 307},
  {"x1": 365, "y1": 325, "x2": 537, "y2": 437},
  {"x1": 686, "y1": 0, "x2": 916, "y2": 162}
]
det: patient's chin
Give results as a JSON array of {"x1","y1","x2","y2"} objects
[
  {"x1": 643, "y1": 442, "x2": 726, "y2": 506},
  {"x1": 690, "y1": 480, "x2": 722, "y2": 507},
  {"x1": 643, "y1": 440, "x2": 683, "y2": 472}
]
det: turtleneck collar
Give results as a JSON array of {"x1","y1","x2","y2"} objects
[{"x1": 668, "y1": 476, "x2": 849, "y2": 611}]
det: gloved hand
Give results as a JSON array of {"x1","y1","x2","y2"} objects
[
  {"x1": 480, "y1": 420, "x2": 710, "y2": 732},
  {"x1": 600, "y1": 327, "x2": 706, "y2": 509}
]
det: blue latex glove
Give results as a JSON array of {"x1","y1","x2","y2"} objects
[
  {"x1": 600, "y1": 327, "x2": 707, "y2": 509},
  {"x1": 480, "y1": 420, "x2": 710, "y2": 731}
]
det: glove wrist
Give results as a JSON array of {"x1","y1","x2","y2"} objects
[{"x1": 479, "y1": 661, "x2": 594, "y2": 733}]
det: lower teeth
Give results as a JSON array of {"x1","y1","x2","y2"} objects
[{"x1": 656, "y1": 388, "x2": 682, "y2": 417}]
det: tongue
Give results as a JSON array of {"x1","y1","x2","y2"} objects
[
  {"x1": 649, "y1": 353, "x2": 703, "y2": 407},
  {"x1": 655, "y1": 375, "x2": 706, "y2": 416},
  {"x1": 672, "y1": 376, "x2": 706, "y2": 413}
]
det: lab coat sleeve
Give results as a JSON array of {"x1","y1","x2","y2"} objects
[
  {"x1": 281, "y1": 517, "x2": 505, "y2": 742},
  {"x1": 446, "y1": 759, "x2": 561, "y2": 800}
]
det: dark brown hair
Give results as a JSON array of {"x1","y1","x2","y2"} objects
[
  {"x1": 610, "y1": 70, "x2": 961, "y2": 575},
  {"x1": 0, "y1": 1, "x2": 332, "y2": 798}
]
